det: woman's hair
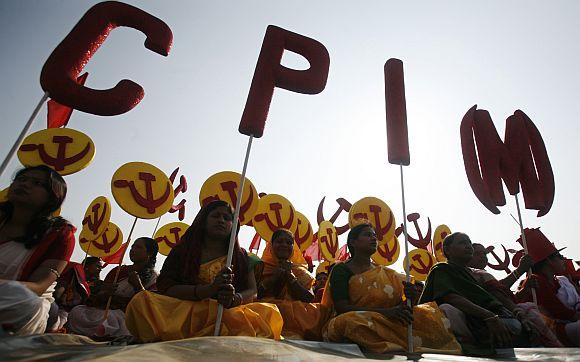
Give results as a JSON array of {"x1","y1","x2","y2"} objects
[
  {"x1": 135, "y1": 237, "x2": 159, "y2": 283},
  {"x1": 179, "y1": 200, "x2": 248, "y2": 289},
  {"x1": 272, "y1": 228, "x2": 293, "y2": 243},
  {"x1": 531, "y1": 252, "x2": 561, "y2": 274},
  {"x1": 0, "y1": 165, "x2": 68, "y2": 249},
  {"x1": 442, "y1": 232, "x2": 469, "y2": 258},
  {"x1": 346, "y1": 222, "x2": 373, "y2": 258}
]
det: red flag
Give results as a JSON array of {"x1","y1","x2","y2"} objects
[
  {"x1": 47, "y1": 72, "x2": 88, "y2": 128},
  {"x1": 102, "y1": 240, "x2": 128, "y2": 267},
  {"x1": 303, "y1": 238, "x2": 320, "y2": 262},
  {"x1": 249, "y1": 232, "x2": 262, "y2": 253}
]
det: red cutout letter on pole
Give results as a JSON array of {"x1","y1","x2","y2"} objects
[
  {"x1": 385, "y1": 58, "x2": 410, "y2": 165},
  {"x1": 40, "y1": 1, "x2": 173, "y2": 116},
  {"x1": 460, "y1": 105, "x2": 554, "y2": 216},
  {"x1": 239, "y1": 25, "x2": 330, "y2": 138}
]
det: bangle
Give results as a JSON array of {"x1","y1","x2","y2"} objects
[
  {"x1": 49, "y1": 268, "x2": 60, "y2": 278},
  {"x1": 483, "y1": 314, "x2": 499, "y2": 322},
  {"x1": 235, "y1": 292, "x2": 243, "y2": 306}
]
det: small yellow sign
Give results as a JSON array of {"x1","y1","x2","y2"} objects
[
  {"x1": 111, "y1": 162, "x2": 174, "y2": 219},
  {"x1": 154, "y1": 222, "x2": 189, "y2": 256},
  {"x1": 371, "y1": 234, "x2": 401, "y2": 266},
  {"x1": 432, "y1": 224, "x2": 451, "y2": 262},
  {"x1": 252, "y1": 194, "x2": 297, "y2": 242},
  {"x1": 348, "y1": 197, "x2": 396, "y2": 246},
  {"x1": 79, "y1": 196, "x2": 111, "y2": 242},
  {"x1": 80, "y1": 222, "x2": 123, "y2": 258},
  {"x1": 403, "y1": 248, "x2": 435, "y2": 282},
  {"x1": 17, "y1": 128, "x2": 95, "y2": 176},
  {"x1": 318, "y1": 220, "x2": 338, "y2": 262},
  {"x1": 294, "y1": 211, "x2": 314, "y2": 252}
]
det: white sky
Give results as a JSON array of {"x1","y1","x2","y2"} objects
[{"x1": 1, "y1": 1, "x2": 579, "y2": 281}]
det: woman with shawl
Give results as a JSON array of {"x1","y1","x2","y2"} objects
[
  {"x1": 258, "y1": 228, "x2": 330, "y2": 340},
  {"x1": 125, "y1": 200, "x2": 282, "y2": 342}
]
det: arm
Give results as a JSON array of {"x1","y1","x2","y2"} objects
[
  {"x1": 440, "y1": 292, "x2": 497, "y2": 320},
  {"x1": 500, "y1": 255, "x2": 533, "y2": 289},
  {"x1": 21, "y1": 259, "x2": 68, "y2": 296},
  {"x1": 287, "y1": 274, "x2": 314, "y2": 303}
]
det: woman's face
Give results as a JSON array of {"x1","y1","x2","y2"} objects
[
  {"x1": 445, "y1": 234, "x2": 474, "y2": 264},
  {"x1": 548, "y1": 253, "x2": 566, "y2": 274},
  {"x1": 352, "y1": 226, "x2": 378, "y2": 256},
  {"x1": 272, "y1": 232, "x2": 294, "y2": 261},
  {"x1": 8, "y1": 170, "x2": 51, "y2": 211},
  {"x1": 205, "y1": 206, "x2": 233, "y2": 240},
  {"x1": 468, "y1": 244, "x2": 488, "y2": 269},
  {"x1": 130, "y1": 239, "x2": 149, "y2": 264}
]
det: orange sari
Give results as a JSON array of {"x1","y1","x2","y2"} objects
[
  {"x1": 322, "y1": 265, "x2": 461, "y2": 353},
  {"x1": 259, "y1": 243, "x2": 330, "y2": 340},
  {"x1": 125, "y1": 256, "x2": 283, "y2": 342}
]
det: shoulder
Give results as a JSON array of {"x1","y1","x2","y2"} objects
[{"x1": 330, "y1": 263, "x2": 354, "y2": 278}]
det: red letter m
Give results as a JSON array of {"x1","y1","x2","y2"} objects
[{"x1": 460, "y1": 105, "x2": 554, "y2": 216}]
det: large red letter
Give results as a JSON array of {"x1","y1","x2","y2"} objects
[
  {"x1": 238, "y1": 25, "x2": 330, "y2": 138},
  {"x1": 384, "y1": 58, "x2": 410, "y2": 165},
  {"x1": 461, "y1": 105, "x2": 554, "y2": 216},
  {"x1": 40, "y1": 1, "x2": 173, "y2": 116}
]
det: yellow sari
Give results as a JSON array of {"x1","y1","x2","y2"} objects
[
  {"x1": 260, "y1": 243, "x2": 331, "y2": 340},
  {"x1": 125, "y1": 256, "x2": 283, "y2": 342},
  {"x1": 322, "y1": 264, "x2": 461, "y2": 354}
]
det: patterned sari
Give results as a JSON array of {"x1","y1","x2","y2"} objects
[
  {"x1": 322, "y1": 264, "x2": 461, "y2": 353},
  {"x1": 125, "y1": 256, "x2": 283, "y2": 342}
]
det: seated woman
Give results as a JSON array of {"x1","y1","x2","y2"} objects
[
  {"x1": 420, "y1": 232, "x2": 529, "y2": 356},
  {"x1": 515, "y1": 228, "x2": 580, "y2": 346},
  {"x1": 51, "y1": 257, "x2": 103, "y2": 332},
  {"x1": 0, "y1": 165, "x2": 75, "y2": 335},
  {"x1": 468, "y1": 243, "x2": 562, "y2": 347},
  {"x1": 258, "y1": 228, "x2": 330, "y2": 340},
  {"x1": 66, "y1": 237, "x2": 158, "y2": 338},
  {"x1": 125, "y1": 200, "x2": 283, "y2": 342},
  {"x1": 322, "y1": 222, "x2": 461, "y2": 354}
]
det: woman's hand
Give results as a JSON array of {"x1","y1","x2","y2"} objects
[
  {"x1": 212, "y1": 267, "x2": 233, "y2": 295},
  {"x1": 381, "y1": 303, "x2": 413, "y2": 325},
  {"x1": 485, "y1": 316, "x2": 513, "y2": 347},
  {"x1": 516, "y1": 255, "x2": 534, "y2": 275},
  {"x1": 402, "y1": 281, "x2": 419, "y2": 305},
  {"x1": 217, "y1": 283, "x2": 236, "y2": 308}
]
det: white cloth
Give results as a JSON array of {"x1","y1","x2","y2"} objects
[
  {"x1": 556, "y1": 276, "x2": 580, "y2": 312},
  {"x1": 0, "y1": 241, "x2": 55, "y2": 335}
]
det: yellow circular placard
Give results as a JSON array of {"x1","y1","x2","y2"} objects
[
  {"x1": 154, "y1": 222, "x2": 189, "y2": 256},
  {"x1": 79, "y1": 196, "x2": 111, "y2": 242},
  {"x1": 432, "y1": 224, "x2": 451, "y2": 262},
  {"x1": 17, "y1": 128, "x2": 95, "y2": 176},
  {"x1": 80, "y1": 222, "x2": 123, "y2": 258},
  {"x1": 199, "y1": 171, "x2": 259, "y2": 225},
  {"x1": 371, "y1": 235, "x2": 401, "y2": 266},
  {"x1": 111, "y1": 162, "x2": 175, "y2": 219},
  {"x1": 318, "y1": 220, "x2": 339, "y2": 262},
  {"x1": 252, "y1": 194, "x2": 297, "y2": 242},
  {"x1": 294, "y1": 211, "x2": 314, "y2": 252},
  {"x1": 316, "y1": 260, "x2": 332, "y2": 275},
  {"x1": 348, "y1": 197, "x2": 396, "y2": 246},
  {"x1": 403, "y1": 248, "x2": 436, "y2": 282}
]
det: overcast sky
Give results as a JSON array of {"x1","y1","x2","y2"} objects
[{"x1": 1, "y1": 1, "x2": 579, "y2": 280}]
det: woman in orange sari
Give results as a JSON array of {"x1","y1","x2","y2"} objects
[
  {"x1": 259, "y1": 228, "x2": 330, "y2": 340},
  {"x1": 125, "y1": 200, "x2": 282, "y2": 342},
  {"x1": 322, "y1": 222, "x2": 461, "y2": 354}
]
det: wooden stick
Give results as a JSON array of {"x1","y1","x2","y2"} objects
[
  {"x1": 399, "y1": 163, "x2": 413, "y2": 353},
  {"x1": 82, "y1": 242, "x2": 92, "y2": 267},
  {"x1": 514, "y1": 193, "x2": 538, "y2": 304},
  {"x1": 0, "y1": 92, "x2": 49, "y2": 179},
  {"x1": 102, "y1": 217, "x2": 138, "y2": 321},
  {"x1": 214, "y1": 135, "x2": 253, "y2": 336}
]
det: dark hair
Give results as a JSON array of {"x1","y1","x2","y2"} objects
[
  {"x1": 0, "y1": 166, "x2": 69, "y2": 249},
  {"x1": 179, "y1": 200, "x2": 248, "y2": 290},
  {"x1": 442, "y1": 232, "x2": 469, "y2": 258},
  {"x1": 84, "y1": 257, "x2": 101, "y2": 267},
  {"x1": 346, "y1": 222, "x2": 373, "y2": 258},
  {"x1": 272, "y1": 228, "x2": 293, "y2": 242},
  {"x1": 134, "y1": 237, "x2": 158, "y2": 283}
]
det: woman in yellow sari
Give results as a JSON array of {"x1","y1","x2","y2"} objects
[
  {"x1": 322, "y1": 222, "x2": 461, "y2": 354},
  {"x1": 125, "y1": 200, "x2": 283, "y2": 342},
  {"x1": 259, "y1": 228, "x2": 330, "y2": 340}
]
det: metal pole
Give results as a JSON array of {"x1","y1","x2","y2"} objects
[
  {"x1": 399, "y1": 163, "x2": 413, "y2": 352},
  {"x1": 514, "y1": 194, "x2": 538, "y2": 304}
]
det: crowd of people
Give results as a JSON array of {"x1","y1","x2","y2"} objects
[{"x1": 0, "y1": 166, "x2": 579, "y2": 357}]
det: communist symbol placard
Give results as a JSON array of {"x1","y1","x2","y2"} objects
[
  {"x1": 371, "y1": 234, "x2": 401, "y2": 266},
  {"x1": 318, "y1": 220, "x2": 338, "y2": 262},
  {"x1": 252, "y1": 194, "x2": 297, "y2": 242},
  {"x1": 199, "y1": 171, "x2": 258, "y2": 225},
  {"x1": 78, "y1": 196, "x2": 111, "y2": 243},
  {"x1": 154, "y1": 222, "x2": 189, "y2": 256},
  {"x1": 17, "y1": 128, "x2": 95, "y2": 175},
  {"x1": 403, "y1": 248, "x2": 435, "y2": 282},
  {"x1": 294, "y1": 211, "x2": 314, "y2": 252},
  {"x1": 348, "y1": 197, "x2": 396, "y2": 246},
  {"x1": 80, "y1": 222, "x2": 123, "y2": 258},
  {"x1": 111, "y1": 162, "x2": 174, "y2": 219},
  {"x1": 432, "y1": 224, "x2": 451, "y2": 262}
]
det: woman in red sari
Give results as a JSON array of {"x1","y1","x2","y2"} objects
[{"x1": 0, "y1": 166, "x2": 75, "y2": 335}]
